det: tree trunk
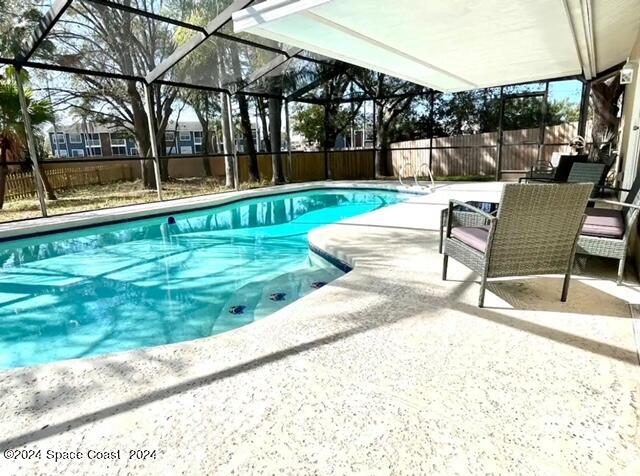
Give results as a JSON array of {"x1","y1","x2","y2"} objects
[
  {"x1": 39, "y1": 168, "x2": 56, "y2": 200},
  {"x1": 239, "y1": 94, "x2": 259, "y2": 182},
  {"x1": 269, "y1": 97, "x2": 284, "y2": 184},
  {"x1": 127, "y1": 79, "x2": 156, "y2": 190},
  {"x1": 590, "y1": 77, "x2": 624, "y2": 150},
  {"x1": 220, "y1": 92, "x2": 235, "y2": 188},
  {"x1": 230, "y1": 48, "x2": 259, "y2": 181},
  {"x1": 194, "y1": 105, "x2": 212, "y2": 177},
  {"x1": 375, "y1": 110, "x2": 389, "y2": 177},
  {"x1": 257, "y1": 99, "x2": 271, "y2": 153},
  {"x1": 202, "y1": 126, "x2": 212, "y2": 177}
]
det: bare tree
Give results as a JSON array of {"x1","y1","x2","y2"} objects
[
  {"x1": 358, "y1": 73, "x2": 423, "y2": 177},
  {"x1": 38, "y1": 2, "x2": 180, "y2": 188}
]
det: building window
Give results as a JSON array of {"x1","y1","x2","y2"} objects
[
  {"x1": 195, "y1": 144, "x2": 203, "y2": 154},
  {"x1": 68, "y1": 133, "x2": 82, "y2": 144},
  {"x1": 193, "y1": 131, "x2": 203, "y2": 145},
  {"x1": 57, "y1": 149, "x2": 68, "y2": 158},
  {"x1": 110, "y1": 133, "x2": 126, "y2": 147},
  {"x1": 84, "y1": 133, "x2": 101, "y2": 147},
  {"x1": 55, "y1": 132, "x2": 66, "y2": 144},
  {"x1": 71, "y1": 149, "x2": 85, "y2": 157},
  {"x1": 165, "y1": 131, "x2": 175, "y2": 143},
  {"x1": 130, "y1": 147, "x2": 138, "y2": 156},
  {"x1": 110, "y1": 132, "x2": 128, "y2": 156},
  {"x1": 179, "y1": 131, "x2": 191, "y2": 142},
  {"x1": 180, "y1": 145, "x2": 193, "y2": 155}
]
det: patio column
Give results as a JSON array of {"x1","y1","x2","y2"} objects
[
  {"x1": 143, "y1": 82, "x2": 163, "y2": 200},
  {"x1": 496, "y1": 86, "x2": 505, "y2": 181},
  {"x1": 323, "y1": 101, "x2": 331, "y2": 179},
  {"x1": 372, "y1": 99, "x2": 377, "y2": 176},
  {"x1": 285, "y1": 99, "x2": 292, "y2": 181},
  {"x1": 15, "y1": 69, "x2": 48, "y2": 217},
  {"x1": 537, "y1": 82, "x2": 549, "y2": 163},
  {"x1": 225, "y1": 91, "x2": 240, "y2": 190},
  {"x1": 578, "y1": 81, "x2": 591, "y2": 138},
  {"x1": 428, "y1": 91, "x2": 434, "y2": 172}
]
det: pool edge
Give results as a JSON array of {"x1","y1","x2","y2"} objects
[{"x1": 0, "y1": 180, "x2": 425, "y2": 243}]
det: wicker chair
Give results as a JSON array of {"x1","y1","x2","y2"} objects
[
  {"x1": 519, "y1": 154, "x2": 588, "y2": 183},
  {"x1": 567, "y1": 162, "x2": 608, "y2": 196},
  {"x1": 442, "y1": 183, "x2": 593, "y2": 307},
  {"x1": 577, "y1": 176, "x2": 640, "y2": 284}
]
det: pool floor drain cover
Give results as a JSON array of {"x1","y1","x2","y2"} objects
[
  {"x1": 228, "y1": 305, "x2": 246, "y2": 315},
  {"x1": 311, "y1": 281, "x2": 327, "y2": 289},
  {"x1": 269, "y1": 292, "x2": 286, "y2": 301}
]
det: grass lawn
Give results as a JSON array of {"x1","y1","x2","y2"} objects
[{"x1": 0, "y1": 178, "x2": 270, "y2": 224}]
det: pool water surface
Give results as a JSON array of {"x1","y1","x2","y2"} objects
[{"x1": 0, "y1": 188, "x2": 409, "y2": 369}]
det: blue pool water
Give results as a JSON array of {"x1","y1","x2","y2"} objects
[{"x1": 0, "y1": 188, "x2": 409, "y2": 369}]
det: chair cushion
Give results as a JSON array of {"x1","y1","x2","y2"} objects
[
  {"x1": 581, "y1": 208, "x2": 625, "y2": 239},
  {"x1": 450, "y1": 226, "x2": 489, "y2": 252}
]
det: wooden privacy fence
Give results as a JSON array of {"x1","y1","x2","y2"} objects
[
  {"x1": 4, "y1": 164, "x2": 135, "y2": 202},
  {"x1": 236, "y1": 149, "x2": 374, "y2": 183},
  {"x1": 2, "y1": 122, "x2": 586, "y2": 202},
  {"x1": 390, "y1": 122, "x2": 582, "y2": 178}
]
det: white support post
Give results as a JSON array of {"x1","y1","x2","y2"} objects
[
  {"x1": 143, "y1": 82, "x2": 163, "y2": 200},
  {"x1": 15, "y1": 70, "x2": 48, "y2": 217},
  {"x1": 285, "y1": 100, "x2": 292, "y2": 181},
  {"x1": 226, "y1": 92, "x2": 240, "y2": 190}
]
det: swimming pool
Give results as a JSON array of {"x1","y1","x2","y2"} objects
[{"x1": 0, "y1": 188, "x2": 410, "y2": 369}]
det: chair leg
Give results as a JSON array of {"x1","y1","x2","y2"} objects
[
  {"x1": 617, "y1": 258, "x2": 625, "y2": 285},
  {"x1": 442, "y1": 254, "x2": 448, "y2": 280},
  {"x1": 478, "y1": 274, "x2": 487, "y2": 308},
  {"x1": 561, "y1": 272, "x2": 571, "y2": 302}
]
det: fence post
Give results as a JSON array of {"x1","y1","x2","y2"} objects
[{"x1": 15, "y1": 69, "x2": 48, "y2": 217}]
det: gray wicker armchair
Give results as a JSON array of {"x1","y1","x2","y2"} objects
[
  {"x1": 577, "y1": 177, "x2": 640, "y2": 284},
  {"x1": 442, "y1": 183, "x2": 593, "y2": 307},
  {"x1": 567, "y1": 162, "x2": 608, "y2": 196}
]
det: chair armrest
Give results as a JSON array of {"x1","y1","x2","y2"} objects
[
  {"x1": 448, "y1": 199, "x2": 498, "y2": 221},
  {"x1": 590, "y1": 198, "x2": 640, "y2": 211},
  {"x1": 600, "y1": 184, "x2": 631, "y2": 194}
]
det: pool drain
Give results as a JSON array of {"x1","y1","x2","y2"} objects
[
  {"x1": 311, "y1": 281, "x2": 327, "y2": 289},
  {"x1": 228, "y1": 305, "x2": 246, "y2": 315},
  {"x1": 167, "y1": 216, "x2": 176, "y2": 225}
]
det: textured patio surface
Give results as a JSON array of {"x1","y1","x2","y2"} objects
[{"x1": 0, "y1": 181, "x2": 638, "y2": 475}]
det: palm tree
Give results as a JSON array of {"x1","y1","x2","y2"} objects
[{"x1": 0, "y1": 67, "x2": 56, "y2": 208}]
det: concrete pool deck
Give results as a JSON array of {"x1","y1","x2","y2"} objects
[{"x1": 0, "y1": 181, "x2": 638, "y2": 475}]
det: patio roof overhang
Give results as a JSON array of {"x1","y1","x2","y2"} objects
[{"x1": 233, "y1": 0, "x2": 640, "y2": 92}]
